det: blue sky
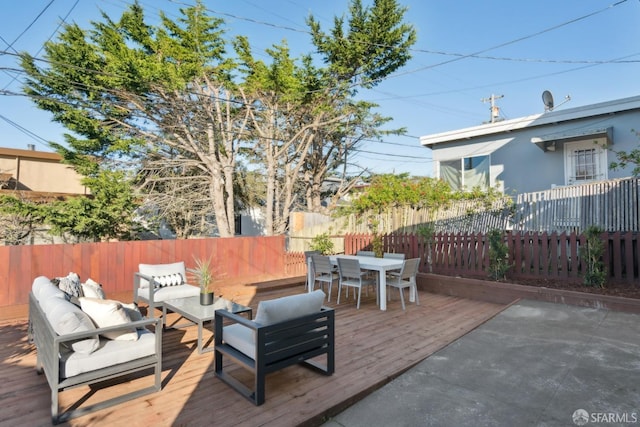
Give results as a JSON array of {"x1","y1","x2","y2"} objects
[{"x1": 1, "y1": 0, "x2": 639, "y2": 177}]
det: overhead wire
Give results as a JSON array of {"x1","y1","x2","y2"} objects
[{"x1": 0, "y1": 0, "x2": 636, "y2": 172}]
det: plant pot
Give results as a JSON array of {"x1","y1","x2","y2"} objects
[{"x1": 200, "y1": 292, "x2": 214, "y2": 306}]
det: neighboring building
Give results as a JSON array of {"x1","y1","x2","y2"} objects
[
  {"x1": 0, "y1": 146, "x2": 88, "y2": 198},
  {"x1": 0, "y1": 146, "x2": 90, "y2": 245},
  {"x1": 420, "y1": 95, "x2": 640, "y2": 195}
]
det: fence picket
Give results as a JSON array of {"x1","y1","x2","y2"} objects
[{"x1": 342, "y1": 231, "x2": 640, "y2": 286}]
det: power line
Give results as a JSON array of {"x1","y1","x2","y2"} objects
[
  {"x1": 2, "y1": 0, "x2": 80, "y2": 92},
  {"x1": 1, "y1": 0, "x2": 56, "y2": 53},
  {"x1": 0, "y1": 113, "x2": 50, "y2": 147},
  {"x1": 371, "y1": 0, "x2": 631, "y2": 86},
  {"x1": 0, "y1": 0, "x2": 633, "y2": 171}
]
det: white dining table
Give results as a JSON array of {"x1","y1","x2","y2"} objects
[{"x1": 326, "y1": 255, "x2": 404, "y2": 311}]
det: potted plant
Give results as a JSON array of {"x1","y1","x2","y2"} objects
[{"x1": 188, "y1": 257, "x2": 214, "y2": 305}]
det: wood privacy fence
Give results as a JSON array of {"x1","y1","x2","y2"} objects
[
  {"x1": 289, "y1": 178, "x2": 640, "y2": 250},
  {"x1": 288, "y1": 198, "x2": 512, "y2": 252},
  {"x1": 5, "y1": 230, "x2": 639, "y2": 309},
  {"x1": 514, "y1": 177, "x2": 640, "y2": 233},
  {"x1": 345, "y1": 231, "x2": 640, "y2": 285},
  {"x1": 0, "y1": 236, "x2": 307, "y2": 309}
]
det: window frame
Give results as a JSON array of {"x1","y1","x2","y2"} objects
[
  {"x1": 438, "y1": 154, "x2": 491, "y2": 191},
  {"x1": 563, "y1": 139, "x2": 608, "y2": 185}
]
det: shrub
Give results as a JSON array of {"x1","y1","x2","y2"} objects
[
  {"x1": 488, "y1": 229, "x2": 511, "y2": 281},
  {"x1": 417, "y1": 224, "x2": 435, "y2": 272},
  {"x1": 309, "y1": 232, "x2": 335, "y2": 255},
  {"x1": 372, "y1": 233, "x2": 383, "y2": 257},
  {"x1": 584, "y1": 225, "x2": 606, "y2": 288}
]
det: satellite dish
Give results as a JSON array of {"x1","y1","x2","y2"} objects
[{"x1": 542, "y1": 90, "x2": 554, "y2": 111}]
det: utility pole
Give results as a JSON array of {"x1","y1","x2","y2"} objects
[{"x1": 481, "y1": 94, "x2": 504, "y2": 123}]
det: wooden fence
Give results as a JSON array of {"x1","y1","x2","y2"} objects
[
  {"x1": 5, "y1": 230, "x2": 639, "y2": 310},
  {"x1": 514, "y1": 177, "x2": 640, "y2": 233},
  {"x1": 345, "y1": 231, "x2": 640, "y2": 285},
  {"x1": 0, "y1": 236, "x2": 307, "y2": 309},
  {"x1": 289, "y1": 178, "x2": 640, "y2": 250}
]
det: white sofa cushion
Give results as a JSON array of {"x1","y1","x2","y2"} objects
[
  {"x1": 41, "y1": 296, "x2": 100, "y2": 354},
  {"x1": 138, "y1": 262, "x2": 187, "y2": 289},
  {"x1": 79, "y1": 298, "x2": 138, "y2": 341},
  {"x1": 136, "y1": 283, "x2": 200, "y2": 302},
  {"x1": 223, "y1": 290, "x2": 326, "y2": 360},
  {"x1": 32, "y1": 276, "x2": 66, "y2": 302},
  {"x1": 32, "y1": 278, "x2": 69, "y2": 304},
  {"x1": 59, "y1": 329, "x2": 156, "y2": 379}
]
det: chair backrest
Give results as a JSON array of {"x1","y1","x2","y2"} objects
[
  {"x1": 383, "y1": 252, "x2": 405, "y2": 260},
  {"x1": 356, "y1": 251, "x2": 375, "y2": 257},
  {"x1": 305, "y1": 251, "x2": 320, "y2": 276},
  {"x1": 304, "y1": 250, "x2": 320, "y2": 260},
  {"x1": 311, "y1": 254, "x2": 333, "y2": 274},
  {"x1": 400, "y1": 258, "x2": 420, "y2": 280},
  {"x1": 337, "y1": 257, "x2": 362, "y2": 280}
]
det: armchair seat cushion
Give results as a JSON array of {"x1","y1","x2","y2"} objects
[
  {"x1": 222, "y1": 323, "x2": 256, "y2": 359},
  {"x1": 136, "y1": 283, "x2": 200, "y2": 302}
]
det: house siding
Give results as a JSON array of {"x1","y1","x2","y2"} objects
[
  {"x1": 0, "y1": 147, "x2": 87, "y2": 194},
  {"x1": 423, "y1": 96, "x2": 640, "y2": 195}
]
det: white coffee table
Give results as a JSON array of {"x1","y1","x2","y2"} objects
[{"x1": 162, "y1": 296, "x2": 252, "y2": 354}]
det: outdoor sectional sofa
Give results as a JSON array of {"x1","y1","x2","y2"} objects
[{"x1": 29, "y1": 276, "x2": 162, "y2": 424}]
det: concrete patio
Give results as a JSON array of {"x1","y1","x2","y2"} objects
[{"x1": 324, "y1": 299, "x2": 640, "y2": 427}]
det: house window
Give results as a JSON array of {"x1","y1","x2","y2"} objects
[
  {"x1": 439, "y1": 155, "x2": 490, "y2": 191},
  {"x1": 564, "y1": 140, "x2": 607, "y2": 185}
]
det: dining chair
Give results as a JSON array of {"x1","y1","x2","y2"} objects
[
  {"x1": 383, "y1": 252, "x2": 405, "y2": 276},
  {"x1": 386, "y1": 258, "x2": 420, "y2": 310},
  {"x1": 356, "y1": 250, "x2": 378, "y2": 280},
  {"x1": 336, "y1": 257, "x2": 377, "y2": 309},
  {"x1": 310, "y1": 254, "x2": 338, "y2": 301},
  {"x1": 356, "y1": 250, "x2": 375, "y2": 257},
  {"x1": 304, "y1": 250, "x2": 321, "y2": 290}
]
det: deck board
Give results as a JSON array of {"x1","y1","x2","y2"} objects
[{"x1": 0, "y1": 286, "x2": 508, "y2": 426}]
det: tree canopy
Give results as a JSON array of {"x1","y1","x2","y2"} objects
[{"x1": 11, "y1": 0, "x2": 418, "y2": 241}]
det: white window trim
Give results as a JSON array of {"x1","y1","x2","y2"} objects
[{"x1": 563, "y1": 138, "x2": 608, "y2": 185}]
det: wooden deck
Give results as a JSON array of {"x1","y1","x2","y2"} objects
[{"x1": 0, "y1": 285, "x2": 507, "y2": 427}]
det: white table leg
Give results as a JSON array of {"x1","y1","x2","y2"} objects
[
  {"x1": 378, "y1": 267, "x2": 387, "y2": 311},
  {"x1": 307, "y1": 258, "x2": 313, "y2": 293}
]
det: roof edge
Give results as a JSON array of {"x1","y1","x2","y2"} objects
[{"x1": 420, "y1": 95, "x2": 640, "y2": 146}]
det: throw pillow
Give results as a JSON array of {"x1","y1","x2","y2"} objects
[
  {"x1": 54, "y1": 272, "x2": 83, "y2": 299},
  {"x1": 152, "y1": 273, "x2": 184, "y2": 288},
  {"x1": 139, "y1": 261, "x2": 187, "y2": 288},
  {"x1": 121, "y1": 302, "x2": 144, "y2": 325},
  {"x1": 79, "y1": 297, "x2": 138, "y2": 341},
  {"x1": 81, "y1": 278, "x2": 106, "y2": 299}
]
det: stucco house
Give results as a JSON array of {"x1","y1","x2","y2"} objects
[
  {"x1": 420, "y1": 95, "x2": 640, "y2": 195},
  {"x1": 0, "y1": 146, "x2": 88, "y2": 198}
]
